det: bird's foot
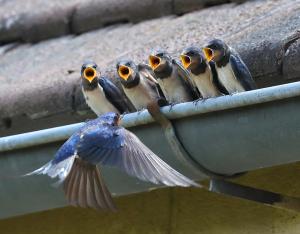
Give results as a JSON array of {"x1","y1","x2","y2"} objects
[
  {"x1": 157, "y1": 98, "x2": 168, "y2": 107},
  {"x1": 230, "y1": 92, "x2": 238, "y2": 96},
  {"x1": 169, "y1": 103, "x2": 176, "y2": 111},
  {"x1": 137, "y1": 109, "x2": 145, "y2": 115},
  {"x1": 201, "y1": 97, "x2": 210, "y2": 103},
  {"x1": 193, "y1": 98, "x2": 202, "y2": 105}
]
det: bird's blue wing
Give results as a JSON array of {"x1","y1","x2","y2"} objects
[
  {"x1": 230, "y1": 54, "x2": 256, "y2": 91},
  {"x1": 52, "y1": 133, "x2": 80, "y2": 164},
  {"x1": 76, "y1": 124, "x2": 199, "y2": 187},
  {"x1": 76, "y1": 124, "x2": 125, "y2": 166}
]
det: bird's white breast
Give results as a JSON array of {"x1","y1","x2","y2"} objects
[
  {"x1": 123, "y1": 77, "x2": 156, "y2": 110},
  {"x1": 159, "y1": 75, "x2": 191, "y2": 103},
  {"x1": 217, "y1": 64, "x2": 245, "y2": 94},
  {"x1": 82, "y1": 85, "x2": 119, "y2": 116},
  {"x1": 190, "y1": 68, "x2": 220, "y2": 98}
]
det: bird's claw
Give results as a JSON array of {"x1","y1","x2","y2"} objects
[
  {"x1": 169, "y1": 103, "x2": 176, "y2": 111},
  {"x1": 137, "y1": 109, "x2": 145, "y2": 115},
  {"x1": 193, "y1": 98, "x2": 202, "y2": 105},
  {"x1": 199, "y1": 98, "x2": 208, "y2": 104}
]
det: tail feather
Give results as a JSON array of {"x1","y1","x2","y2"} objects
[
  {"x1": 86, "y1": 169, "x2": 100, "y2": 209},
  {"x1": 63, "y1": 157, "x2": 116, "y2": 211},
  {"x1": 93, "y1": 168, "x2": 117, "y2": 210},
  {"x1": 78, "y1": 166, "x2": 88, "y2": 208},
  {"x1": 63, "y1": 160, "x2": 78, "y2": 206}
]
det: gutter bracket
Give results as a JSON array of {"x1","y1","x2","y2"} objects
[{"x1": 210, "y1": 178, "x2": 300, "y2": 212}]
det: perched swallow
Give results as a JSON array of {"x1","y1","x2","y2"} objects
[
  {"x1": 180, "y1": 46, "x2": 222, "y2": 98},
  {"x1": 203, "y1": 39, "x2": 256, "y2": 94},
  {"x1": 149, "y1": 50, "x2": 199, "y2": 104},
  {"x1": 27, "y1": 112, "x2": 198, "y2": 210},
  {"x1": 116, "y1": 59, "x2": 167, "y2": 110},
  {"x1": 81, "y1": 61, "x2": 131, "y2": 116}
]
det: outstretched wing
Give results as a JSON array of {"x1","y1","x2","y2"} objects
[
  {"x1": 229, "y1": 54, "x2": 256, "y2": 91},
  {"x1": 76, "y1": 125, "x2": 198, "y2": 187},
  {"x1": 99, "y1": 77, "x2": 133, "y2": 113},
  {"x1": 172, "y1": 59, "x2": 200, "y2": 99}
]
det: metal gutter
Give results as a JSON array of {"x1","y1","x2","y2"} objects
[
  {"x1": 2, "y1": 81, "x2": 300, "y2": 218},
  {"x1": 1, "y1": 81, "x2": 300, "y2": 153}
]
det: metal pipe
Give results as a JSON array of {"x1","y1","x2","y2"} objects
[{"x1": 1, "y1": 81, "x2": 300, "y2": 153}]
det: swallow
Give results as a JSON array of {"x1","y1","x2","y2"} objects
[
  {"x1": 148, "y1": 50, "x2": 199, "y2": 104},
  {"x1": 81, "y1": 61, "x2": 131, "y2": 116},
  {"x1": 27, "y1": 112, "x2": 199, "y2": 210},
  {"x1": 203, "y1": 39, "x2": 256, "y2": 94},
  {"x1": 180, "y1": 46, "x2": 222, "y2": 98},
  {"x1": 116, "y1": 59, "x2": 167, "y2": 110}
]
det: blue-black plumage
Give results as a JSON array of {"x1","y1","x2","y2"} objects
[
  {"x1": 81, "y1": 61, "x2": 133, "y2": 115},
  {"x1": 203, "y1": 39, "x2": 256, "y2": 94},
  {"x1": 148, "y1": 50, "x2": 200, "y2": 103},
  {"x1": 180, "y1": 46, "x2": 223, "y2": 98},
  {"x1": 27, "y1": 112, "x2": 199, "y2": 211},
  {"x1": 116, "y1": 59, "x2": 167, "y2": 110}
]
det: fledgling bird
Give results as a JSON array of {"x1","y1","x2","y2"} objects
[
  {"x1": 148, "y1": 50, "x2": 199, "y2": 104},
  {"x1": 180, "y1": 46, "x2": 222, "y2": 98},
  {"x1": 26, "y1": 112, "x2": 199, "y2": 211},
  {"x1": 116, "y1": 59, "x2": 167, "y2": 110},
  {"x1": 81, "y1": 61, "x2": 131, "y2": 116},
  {"x1": 202, "y1": 39, "x2": 256, "y2": 94}
]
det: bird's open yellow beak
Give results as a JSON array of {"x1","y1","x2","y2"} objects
[
  {"x1": 118, "y1": 65, "x2": 132, "y2": 81},
  {"x1": 203, "y1": 47, "x2": 214, "y2": 62},
  {"x1": 180, "y1": 54, "x2": 192, "y2": 69},
  {"x1": 149, "y1": 55, "x2": 161, "y2": 70},
  {"x1": 83, "y1": 67, "x2": 97, "y2": 83}
]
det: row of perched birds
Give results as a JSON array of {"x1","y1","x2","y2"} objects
[
  {"x1": 81, "y1": 39, "x2": 256, "y2": 116},
  {"x1": 28, "y1": 39, "x2": 256, "y2": 211}
]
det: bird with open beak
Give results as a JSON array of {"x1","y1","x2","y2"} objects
[
  {"x1": 202, "y1": 39, "x2": 256, "y2": 94},
  {"x1": 180, "y1": 46, "x2": 223, "y2": 98},
  {"x1": 26, "y1": 112, "x2": 199, "y2": 211},
  {"x1": 148, "y1": 50, "x2": 200, "y2": 104},
  {"x1": 116, "y1": 59, "x2": 167, "y2": 110},
  {"x1": 81, "y1": 61, "x2": 132, "y2": 116}
]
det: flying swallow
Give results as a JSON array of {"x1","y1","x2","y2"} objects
[
  {"x1": 116, "y1": 59, "x2": 167, "y2": 110},
  {"x1": 203, "y1": 39, "x2": 256, "y2": 94},
  {"x1": 27, "y1": 112, "x2": 199, "y2": 210},
  {"x1": 81, "y1": 61, "x2": 132, "y2": 116},
  {"x1": 180, "y1": 46, "x2": 222, "y2": 98},
  {"x1": 148, "y1": 50, "x2": 199, "y2": 104}
]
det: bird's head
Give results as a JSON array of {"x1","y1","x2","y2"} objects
[
  {"x1": 81, "y1": 61, "x2": 99, "y2": 84},
  {"x1": 149, "y1": 50, "x2": 171, "y2": 73},
  {"x1": 203, "y1": 39, "x2": 229, "y2": 63},
  {"x1": 180, "y1": 46, "x2": 206, "y2": 73},
  {"x1": 116, "y1": 60, "x2": 138, "y2": 85},
  {"x1": 99, "y1": 112, "x2": 121, "y2": 126}
]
